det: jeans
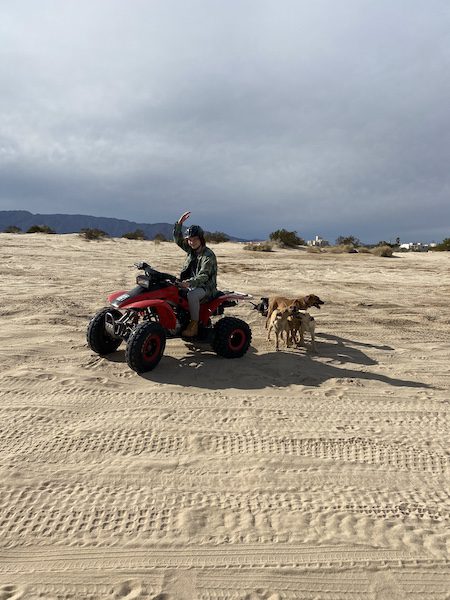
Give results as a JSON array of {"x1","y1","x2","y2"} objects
[{"x1": 187, "y1": 287, "x2": 206, "y2": 321}]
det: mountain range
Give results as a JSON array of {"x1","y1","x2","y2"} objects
[{"x1": 0, "y1": 210, "x2": 235, "y2": 240}]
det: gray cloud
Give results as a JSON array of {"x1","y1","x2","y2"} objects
[{"x1": 1, "y1": 0, "x2": 449, "y2": 241}]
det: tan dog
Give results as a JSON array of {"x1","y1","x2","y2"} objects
[
  {"x1": 267, "y1": 308, "x2": 293, "y2": 351},
  {"x1": 288, "y1": 311, "x2": 317, "y2": 351},
  {"x1": 265, "y1": 294, "x2": 324, "y2": 328}
]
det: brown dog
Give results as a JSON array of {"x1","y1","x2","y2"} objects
[
  {"x1": 288, "y1": 311, "x2": 317, "y2": 352},
  {"x1": 267, "y1": 308, "x2": 293, "y2": 351},
  {"x1": 265, "y1": 294, "x2": 324, "y2": 328}
]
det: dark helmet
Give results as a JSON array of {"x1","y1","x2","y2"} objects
[{"x1": 184, "y1": 225, "x2": 204, "y2": 239}]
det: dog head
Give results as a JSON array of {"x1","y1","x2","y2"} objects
[
  {"x1": 304, "y1": 294, "x2": 324, "y2": 309},
  {"x1": 253, "y1": 297, "x2": 269, "y2": 316},
  {"x1": 279, "y1": 307, "x2": 295, "y2": 319}
]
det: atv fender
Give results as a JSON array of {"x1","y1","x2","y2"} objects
[
  {"x1": 108, "y1": 290, "x2": 129, "y2": 305},
  {"x1": 122, "y1": 299, "x2": 177, "y2": 329}
]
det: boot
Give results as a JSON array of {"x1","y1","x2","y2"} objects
[{"x1": 182, "y1": 320, "x2": 199, "y2": 337}]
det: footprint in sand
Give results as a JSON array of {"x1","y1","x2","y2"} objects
[
  {"x1": 111, "y1": 580, "x2": 144, "y2": 599},
  {"x1": 0, "y1": 585, "x2": 26, "y2": 600},
  {"x1": 244, "y1": 592, "x2": 281, "y2": 600}
]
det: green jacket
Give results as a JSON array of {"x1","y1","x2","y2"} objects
[{"x1": 173, "y1": 221, "x2": 218, "y2": 298}]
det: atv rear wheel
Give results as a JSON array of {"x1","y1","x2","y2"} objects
[
  {"x1": 126, "y1": 321, "x2": 166, "y2": 373},
  {"x1": 87, "y1": 308, "x2": 123, "y2": 355},
  {"x1": 212, "y1": 317, "x2": 252, "y2": 358}
]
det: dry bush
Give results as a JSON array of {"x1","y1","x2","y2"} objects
[
  {"x1": 307, "y1": 246, "x2": 322, "y2": 253},
  {"x1": 154, "y1": 233, "x2": 167, "y2": 242},
  {"x1": 357, "y1": 246, "x2": 371, "y2": 254},
  {"x1": 326, "y1": 244, "x2": 356, "y2": 254},
  {"x1": 270, "y1": 240, "x2": 286, "y2": 249},
  {"x1": 27, "y1": 224, "x2": 55, "y2": 234},
  {"x1": 122, "y1": 229, "x2": 146, "y2": 240},
  {"x1": 244, "y1": 241, "x2": 274, "y2": 252},
  {"x1": 79, "y1": 228, "x2": 108, "y2": 241},
  {"x1": 371, "y1": 245, "x2": 394, "y2": 257},
  {"x1": 154, "y1": 238, "x2": 161, "y2": 246},
  {"x1": 269, "y1": 229, "x2": 304, "y2": 247},
  {"x1": 205, "y1": 231, "x2": 230, "y2": 243}
]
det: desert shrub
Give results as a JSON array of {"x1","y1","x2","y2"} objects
[
  {"x1": 153, "y1": 233, "x2": 167, "y2": 242},
  {"x1": 244, "y1": 241, "x2": 274, "y2": 252},
  {"x1": 3, "y1": 225, "x2": 21, "y2": 233},
  {"x1": 79, "y1": 228, "x2": 108, "y2": 241},
  {"x1": 122, "y1": 229, "x2": 147, "y2": 240},
  {"x1": 205, "y1": 231, "x2": 230, "y2": 243},
  {"x1": 326, "y1": 244, "x2": 357, "y2": 254},
  {"x1": 371, "y1": 245, "x2": 394, "y2": 257},
  {"x1": 269, "y1": 229, "x2": 305, "y2": 247},
  {"x1": 27, "y1": 224, "x2": 55, "y2": 234},
  {"x1": 431, "y1": 238, "x2": 450, "y2": 251},
  {"x1": 376, "y1": 240, "x2": 397, "y2": 248},
  {"x1": 357, "y1": 246, "x2": 371, "y2": 253},
  {"x1": 307, "y1": 246, "x2": 322, "y2": 253},
  {"x1": 335, "y1": 235, "x2": 361, "y2": 247}
]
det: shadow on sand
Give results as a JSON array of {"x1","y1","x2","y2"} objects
[{"x1": 107, "y1": 333, "x2": 430, "y2": 391}]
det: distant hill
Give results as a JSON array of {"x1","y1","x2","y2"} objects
[
  {"x1": 0, "y1": 210, "x2": 242, "y2": 241},
  {"x1": 0, "y1": 210, "x2": 176, "y2": 239}
]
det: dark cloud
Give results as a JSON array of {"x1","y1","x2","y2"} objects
[{"x1": 1, "y1": 0, "x2": 449, "y2": 242}]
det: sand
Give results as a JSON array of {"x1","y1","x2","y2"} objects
[{"x1": 0, "y1": 232, "x2": 449, "y2": 599}]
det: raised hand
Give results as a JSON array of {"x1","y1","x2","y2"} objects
[{"x1": 178, "y1": 211, "x2": 191, "y2": 225}]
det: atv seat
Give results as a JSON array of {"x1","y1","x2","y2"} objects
[
  {"x1": 201, "y1": 290, "x2": 226, "y2": 303},
  {"x1": 179, "y1": 289, "x2": 225, "y2": 301}
]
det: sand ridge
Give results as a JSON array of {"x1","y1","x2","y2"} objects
[{"x1": 0, "y1": 233, "x2": 449, "y2": 599}]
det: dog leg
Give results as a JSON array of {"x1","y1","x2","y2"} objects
[
  {"x1": 299, "y1": 329, "x2": 305, "y2": 347},
  {"x1": 275, "y1": 332, "x2": 280, "y2": 351},
  {"x1": 286, "y1": 330, "x2": 291, "y2": 348},
  {"x1": 310, "y1": 323, "x2": 317, "y2": 352}
]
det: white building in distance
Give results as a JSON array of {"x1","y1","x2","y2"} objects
[
  {"x1": 307, "y1": 235, "x2": 330, "y2": 247},
  {"x1": 399, "y1": 242, "x2": 431, "y2": 252}
]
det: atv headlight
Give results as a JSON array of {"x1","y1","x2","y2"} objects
[{"x1": 136, "y1": 275, "x2": 150, "y2": 288}]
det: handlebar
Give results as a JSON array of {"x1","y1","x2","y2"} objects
[{"x1": 133, "y1": 261, "x2": 178, "y2": 284}]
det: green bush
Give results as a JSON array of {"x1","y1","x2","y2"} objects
[
  {"x1": 371, "y1": 245, "x2": 394, "y2": 257},
  {"x1": 205, "y1": 231, "x2": 230, "y2": 243},
  {"x1": 153, "y1": 233, "x2": 167, "y2": 242},
  {"x1": 244, "y1": 241, "x2": 274, "y2": 252},
  {"x1": 3, "y1": 225, "x2": 21, "y2": 233},
  {"x1": 431, "y1": 238, "x2": 450, "y2": 251},
  {"x1": 79, "y1": 228, "x2": 108, "y2": 241},
  {"x1": 269, "y1": 229, "x2": 305, "y2": 247},
  {"x1": 122, "y1": 229, "x2": 147, "y2": 240},
  {"x1": 27, "y1": 224, "x2": 55, "y2": 234},
  {"x1": 335, "y1": 235, "x2": 361, "y2": 247}
]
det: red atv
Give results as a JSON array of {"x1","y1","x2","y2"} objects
[{"x1": 87, "y1": 262, "x2": 253, "y2": 373}]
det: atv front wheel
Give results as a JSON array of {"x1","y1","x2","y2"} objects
[
  {"x1": 212, "y1": 317, "x2": 252, "y2": 358},
  {"x1": 87, "y1": 308, "x2": 123, "y2": 355},
  {"x1": 126, "y1": 322, "x2": 166, "y2": 373}
]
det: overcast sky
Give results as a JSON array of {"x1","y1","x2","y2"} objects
[{"x1": 1, "y1": 0, "x2": 449, "y2": 242}]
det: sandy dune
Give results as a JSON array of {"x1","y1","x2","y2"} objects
[{"x1": 0, "y1": 233, "x2": 449, "y2": 599}]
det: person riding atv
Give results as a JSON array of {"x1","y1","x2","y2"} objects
[{"x1": 174, "y1": 211, "x2": 217, "y2": 337}]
